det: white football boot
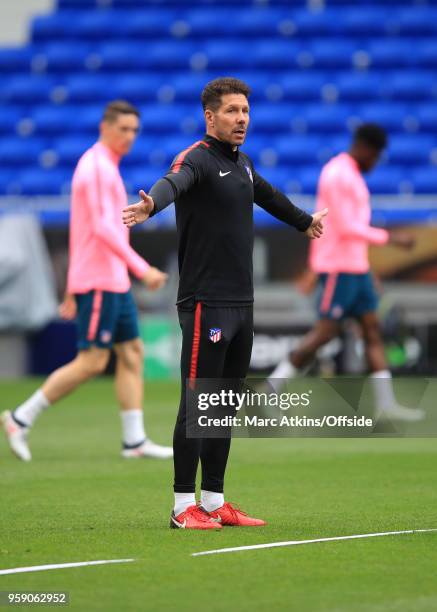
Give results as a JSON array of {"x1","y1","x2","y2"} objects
[
  {"x1": 121, "y1": 438, "x2": 173, "y2": 459},
  {"x1": 1, "y1": 410, "x2": 31, "y2": 461}
]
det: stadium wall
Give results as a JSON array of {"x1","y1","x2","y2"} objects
[{"x1": 0, "y1": 0, "x2": 53, "y2": 45}]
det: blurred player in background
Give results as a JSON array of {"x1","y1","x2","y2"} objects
[
  {"x1": 269, "y1": 123, "x2": 424, "y2": 422},
  {"x1": 123, "y1": 77, "x2": 327, "y2": 529},
  {"x1": 1, "y1": 100, "x2": 173, "y2": 461}
]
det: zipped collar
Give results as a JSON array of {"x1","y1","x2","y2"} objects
[{"x1": 203, "y1": 134, "x2": 239, "y2": 162}]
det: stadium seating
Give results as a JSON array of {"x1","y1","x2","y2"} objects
[{"x1": 0, "y1": 0, "x2": 436, "y2": 196}]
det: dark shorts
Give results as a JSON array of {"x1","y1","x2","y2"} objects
[
  {"x1": 75, "y1": 289, "x2": 139, "y2": 350},
  {"x1": 317, "y1": 272, "x2": 378, "y2": 320}
]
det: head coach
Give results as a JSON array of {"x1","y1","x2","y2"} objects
[{"x1": 123, "y1": 77, "x2": 328, "y2": 530}]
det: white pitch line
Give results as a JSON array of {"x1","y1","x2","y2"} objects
[
  {"x1": 0, "y1": 559, "x2": 135, "y2": 576},
  {"x1": 191, "y1": 528, "x2": 437, "y2": 557}
]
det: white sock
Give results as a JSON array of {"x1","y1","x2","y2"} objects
[
  {"x1": 201, "y1": 490, "x2": 224, "y2": 512},
  {"x1": 369, "y1": 370, "x2": 397, "y2": 410},
  {"x1": 13, "y1": 389, "x2": 50, "y2": 428},
  {"x1": 268, "y1": 359, "x2": 298, "y2": 392},
  {"x1": 121, "y1": 409, "x2": 146, "y2": 447},
  {"x1": 174, "y1": 493, "x2": 196, "y2": 517}
]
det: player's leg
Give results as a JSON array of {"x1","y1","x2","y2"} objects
[
  {"x1": 171, "y1": 303, "x2": 228, "y2": 529},
  {"x1": 2, "y1": 289, "x2": 115, "y2": 461},
  {"x1": 200, "y1": 306, "x2": 265, "y2": 526},
  {"x1": 1, "y1": 346, "x2": 110, "y2": 461},
  {"x1": 268, "y1": 273, "x2": 343, "y2": 388},
  {"x1": 112, "y1": 290, "x2": 172, "y2": 459},
  {"x1": 359, "y1": 310, "x2": 424, "y2": 421},
  {"x1": 114, "y1": 338, "x2": 172, "y2": 459},
  {"x1": 354, "y1": 273, "x2": 423, "y2": 421}
]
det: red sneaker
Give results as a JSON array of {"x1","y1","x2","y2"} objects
[
  {"x1": 170, "y1": 504, "x2": 222, "y2": 530},
  {"x1": 203, "y1": 502, "x2": 266, "y2": 527}
]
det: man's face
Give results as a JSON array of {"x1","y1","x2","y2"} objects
[
  {"x1": 205, "y1": 93, "x2": 250, "y2": 147},
  {"x1": 356, "y1": 142, "x2": 382, "y2": 173},
  {"x1": 100, "y1": 113, "x2": 140, "y2": 156}
]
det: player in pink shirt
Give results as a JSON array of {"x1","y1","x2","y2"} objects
[
  {"x1": 2, "y1": 100, "x2": 173, "y2": 460},
  {"x1": 269, "y1": 124, "x2": 424, "y2": 422}
]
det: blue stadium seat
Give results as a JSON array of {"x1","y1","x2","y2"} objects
[
  {"x1": 32, "y1": 105, "x2": 101, "y2": 135},
  {"x1": 0, "y1": 47, "x2": 33, "y2": 72},
  {"x1": 139, "y1": 104, "x2": 202, "y2": 134},
  {"x1": 279, "y1": 72, "x2": 326, "y2": 101},
  {"x1": 97, "y1": 43, "x2": 194, "y2": 71},
  {"x1": 393, "y1": 7, "x2": 437, "y2": 35},
  {"x1": 334, "y1": 72, "x2": 383, "y2": 101},
  {"x1": 251, "y1": 104, "x2": 296, "y2": 134},
  {"x1": 53, "y1": 136, "x2": 95, "y2": 165},
  {"x1": 300, "y1": 104, "x2": 352, "y2": 132},
  {"x1": 416, "y1": 105, "x2": 437, "y2": 132},
  {"x1": 0, "y1": 75, "x2": 56, "y2": 103},
  {"x1": 17, "y1": 168, "x2": 72, "y2": 195},
  {"x1": 32, "y1": 11, "x2": 77, "y2": 42},
  {"x1": 365, "y1": 166, "x2": 405, "y2": 193},
  {"x1": 0, "y1": 170, "x2": 14, "y2": 195},
  {"x1": 411, "y1": 167, "x2": 437, "y2": 193},
  {"x1": 251, "y1": 40, "x2": 301, "y2": 69},
  {"x1": 296, "y1": 167, "x2": 321, "y2": 194},
  {"x1": 201, "y1": 41, "x2": 254, "y2": 70},
  {"x1": 0, "y1": 137, "x2": 46, "y2": 166},
  {"x1": 308, "y1": 39, "x2": 359, "y2": 68},
  {"x1": 337, "y1": 7, "x2": 391, "y2": 35},
  {"x1": 241, "y1": 135, "x2": 271, "y2": 166},
  {"x1": 292, "y1": 8, "x2": 342, "y2": 36},
  {"x1": 274, "y1": 135, "x2": 324, "y2": 164},
  {"x1": 37, "y1": 43, "x2": 92, "y2": 71},
  {"x1": 64, "y1": 74, "x2": 125, "y2": 102},
  {"x1": 356, "y1": 103, "x2": 410, "y2": 133},
  {"x1": 387, "y1": 135, "x2": 436, "y2": 164},
  {"x1": 382, "y1": 71, "x2": 437, "y2": 101},
  {"x1": 122, "y1": 167, "x2": 169, "y2": 194},
  {"x1": 0, "y1": 106, "x2": 24, "y2": 134},
  {"x1": 415, "y1": 40, "x2": 437, "y2": 68},
  {"x1": 365, "y1": 39, "x2": 414, "y2": 68}
]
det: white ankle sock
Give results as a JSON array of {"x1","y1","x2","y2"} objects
[
  {"x1": 121, "y1": 409, "x2": 146, "y2": 447},
  {"x1": 369, "y1": 370, "x2": 397, "y2": 409},
  {"x1": 174, "y1": 493, "x2": 196, "y2": 517},
  {"x1": 268, "y1": 359, "x2": 298, "y2": 392},
  {"x1": 201, "y1": 490, "x2": 224, "y2": 512},
  {"x1": 13, "y1": 389, "x2": 50, "y2": 428}
]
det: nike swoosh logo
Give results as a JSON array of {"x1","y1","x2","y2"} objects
[
  {"x1": 171, "y1": 515, "x2": 186, "y2": 528},
  {"x1": 219, "y1": 171, "x2": 231, "y2": 177},
  {"x1": 210, "y1": 516, "x2": 222, "y2": 523}
]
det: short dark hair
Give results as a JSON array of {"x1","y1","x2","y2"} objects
[
  {"x1": 353, "y1": 123, "x2": 387, "y2": 151},
  {"x1": 102, "y1": 99, "x2": 140, "y2": 123},
  {"x1": 201, "y1": 77, "x2": 251, "y2": 111}
]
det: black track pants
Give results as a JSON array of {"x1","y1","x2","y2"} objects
[{"x1": 173, "y1": 303, "x2": 253, "y2": 493}]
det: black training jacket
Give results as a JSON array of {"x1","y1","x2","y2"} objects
[{"x1": 148, "y1": 134, "x2": 313, "y2": 306}]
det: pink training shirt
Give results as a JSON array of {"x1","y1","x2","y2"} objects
[
  {"x1": 67, "y1": 141, "x2": 149, "y2": 294},
  {"x1": 309, "y1": 152, "x2": 389, "y2": 274}
]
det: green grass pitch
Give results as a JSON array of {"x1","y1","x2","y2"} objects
[{"x1": 1, "y1": 378, "x2": 437, "y2": 611}]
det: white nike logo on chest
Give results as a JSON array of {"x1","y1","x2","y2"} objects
[{"x1": 219, "y1": 171, "x2": 231, "y2": 177}]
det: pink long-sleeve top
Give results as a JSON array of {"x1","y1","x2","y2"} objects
[
  {"x1": 67, "y1": 141, "x2": 149, "y2": 294},
  {"x1": 309, "y1": 152, "x2": 389, "y2": 274}
]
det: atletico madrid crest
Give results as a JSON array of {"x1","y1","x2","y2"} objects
[{"x1": 209, "y1": 328, "x2": 222, "y2": 343}]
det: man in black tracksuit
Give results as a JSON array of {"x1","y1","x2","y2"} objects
[{"x1": 123, "y1": 77, "x2": 327, "y2": 529}]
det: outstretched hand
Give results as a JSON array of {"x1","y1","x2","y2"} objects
[
  {"x1": 59, "y1": 294, "x2": 77, "y2": 320},
  {"x1": 306, "y1": 207, "x2": 328, "y2": 239},
  {"x1": 122, "y1": 190, "x2": 155, "y2": 228}
]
